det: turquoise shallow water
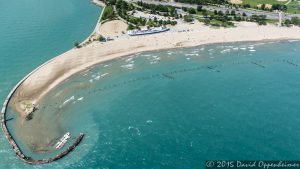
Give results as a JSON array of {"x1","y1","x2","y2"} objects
[
  {"x1": 6, "y1": 38, "x2": 300, "y2": 168},
  {"x1": 2, "y1": 1, "x2": 300, "y2": 169}
]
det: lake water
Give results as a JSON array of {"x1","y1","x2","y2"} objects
[
  {"x1": 0, "y1": 0, "x2": 101, "y2": 168},
  {"x1": 6, "y1": 39, "x2": 300, "y2": 168},
  {"x1": 2, "y1": 1, "x2": 300, "y2": 169}
]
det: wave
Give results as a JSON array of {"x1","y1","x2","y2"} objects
[
  {"x1": 59, "y1": 96, "x2": 75, "y2": 108},
  {"x1": 94, "y1": 73, "x2": 109, "y2": 80},
  {"x1": 288, "y1": 40, "x2": 299, "y2": 42},
  {"x1": 128, "y1": 126, "x2": 141, "y2": 136},
  {"x1": 125, "y1": 57, "x2": 134, "y2": 62},
  {"x1": 121, "y1": 64, "x2": 134, "y2": 69},
  {"x1": 220, "y1": 49, "x2": 231, "y2": 54},
  {"x1": 185, "y1": 53, "x2": 199, "y2": 56},
  {"x1": 141, "y1": 54, "x2": 151, "y2": 57}
]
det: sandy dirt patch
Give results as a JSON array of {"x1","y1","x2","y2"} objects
[
  {"x1": 257, "y1": 4, "x2": 273, "y2": 9},
  {"x1": 99, "y1": 20, "x2": 128, "y2": 38},
  {"x1": 229, "y1": 0, "x2": 243, "y2": 4}
]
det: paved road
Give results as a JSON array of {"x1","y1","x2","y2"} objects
[{"x1": 127, "y1": 0, "x2": 300, "y2": 20}]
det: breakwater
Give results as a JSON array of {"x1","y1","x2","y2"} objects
[
  {"x1": 0, "y1": 72, "x2": 84, "y2": 164},
  {"x1": 0, "y1": 0, "x2": 103, "y2": 164},
  {"x1": 1, "y1": 87, "x2": 84, "y2": 164},
  {"x1": 0, "y1": 38, "x2": 86, "y2": 164}
]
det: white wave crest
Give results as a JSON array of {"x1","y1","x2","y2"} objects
[
  {"x1": 60, "y1": 96, "x2": 75, "y2": 108},
  {"x1": 146, "y1": 120, "x2": 153, "y2": 123},
  {"x1": 220, "y1": 49, "x2": 231, "y2": 54},
  {"x1": 121, "y1": 64, "x2": 134, "y2": 69}
]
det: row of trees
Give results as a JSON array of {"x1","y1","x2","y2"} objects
[
  {"x1": 284, "y1": 17, "x2": 300, "y2": 26},
  {"x1": 116, "y1": 0, "x2": 135, "y2": 17},
  {"x1": 115, "y1": 0, "x2": 147, "y2": 27},
  {"x1": 103, "y1": 0, "x2": 117, "y2": 5},
  {"x1": 148, "y1": 18, "x2": 177, "y2": 27},
  {"x1": 137, "y1": 1, "x2": 177, "y2": 17},
  {"x1": 249, "y1": 15, "x2": 267, "y2": 25},
  {"x1": 183, "y1": 6, "x2": 245, "y2": 27},
  {"x1": 183, "y1": 5, "x2": 247, "y2": 17},
  {"x1": 184, "y1": 4, "x2": 268, "y2": 26},
  {"x1": 114, "y1": 0, "x2": 178, "y2": 29},
  {"x1": 137, "y1": 1, "x2": 169, "y2": 13},
  {"x1": 258, "y1": 4, "x2": 287, "y2": 11},
  {"x1": 235, "y1": 3, "x2": 287, "y2": 12},
  {"x1": 270, "y1": 4, "x2": 287, "y2": 11}
]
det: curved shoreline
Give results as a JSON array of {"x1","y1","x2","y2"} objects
[
  {"x1": 2, "y1": 1, "x2": 300, "y2": 164},
  {"x1": 80, "y1": 0, "x2": 106, "y2": 46},
  {"x1": 0, "y1": 55, "x2": 85, "y2": 164},
  {"x1": 12, "y1": 23, "x2": 300, "y2": 112},
  {"x1": 0, "y1": 0, "x2": 104, "y2": 164}
]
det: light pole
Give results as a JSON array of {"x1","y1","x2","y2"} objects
[{"x1": 278, "y1": 11, "x2": 283, "y2": 26}]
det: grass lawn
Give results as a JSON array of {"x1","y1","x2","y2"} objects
[
  {"x1": 240, "y1": 0, "x2": 300, "y2": 14},
  {"x1": 242, "y1": 0, "x2": 285, "y2": 6},
  {"x1": 101, "y1": 6, "x2": 116, "y2": 21},
  {"x1": 266, "y1": 19, "x2": 279, "y2": 24},
  {"x1": 286, "y1": 0, "x2": 300, "y2": 14},
  {"x1": 195, "y1": 10, "x2": 216, "y2": 16}
]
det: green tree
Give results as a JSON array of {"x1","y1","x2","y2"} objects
[
  {"x1": 127, "y1": 24, "x2": 136, "y2": 30},
  {"x1": 261, "y1": 4, "x2": 266, "y2": 10},
  {"x1": 188, "y1": 8, "x2": 196, "y2": 14},
  {"x1": 217, "y1": 10, "x2": 224, "y2": 16},
  {"x1": 284, "y1": 19, "x2": 292, "y2": 26},
  {"x1": 231, "y1": 10, "x2": 236, "y2": 16},
  {"x1": 291, "y1": 17, "x2": 300, "y2": 26},
  {"x1": 204, "y1": 18, "x2": 210, "y2": 25},
  {"x1": 272, "y1": 4, "x2": 287, "y2": 11},
  {"x1": 183, "y1": 15, "x2": 193, "y2": 22},
  {"x1": 102, "y1": 6, "x2": 115, "y2": 21},
  {"x1": 99, "y1": 35, "x2": 106, "y2": 42},
  {"x1": 225, "y1": 10, "x2": 230, "y2": 15},
  {"x1": 243, "y1": 4, "x2": 251, "y2": 8},
  {"x1": 197, "y1": 5, "x2": 203, "y2": 12}
]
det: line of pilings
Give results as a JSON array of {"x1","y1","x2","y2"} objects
[{"x1": 1, "y1": 54, "x2": 298, "y2": 164}]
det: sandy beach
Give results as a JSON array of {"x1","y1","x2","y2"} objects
[{"x1": 9, "y1": 21, "x2": 300, "y2": 116}]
